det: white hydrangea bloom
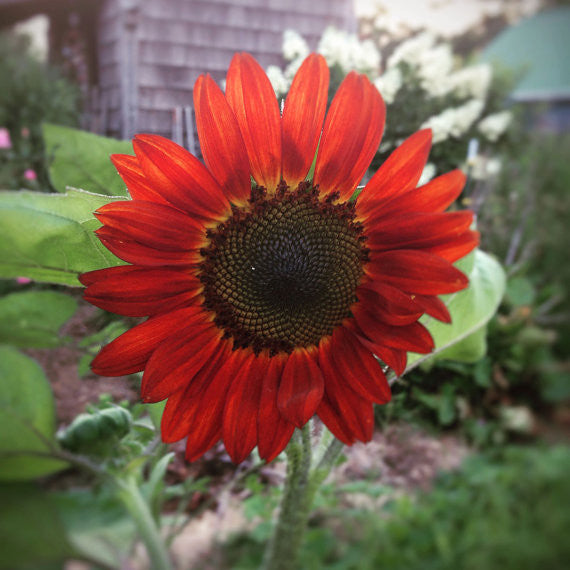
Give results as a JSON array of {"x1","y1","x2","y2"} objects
[
  {"x1": 417, "y1": 44, "x2": 455, "y2": 96},
  {"x1": 317, "y1": 27, "x2": 381, "y2": 77},
  {"x1": 266, "y1": 65, "x2": 290, "y2": 98},
  {"x1": 477, "y1": 111, "x2": 513, "y2": 142},
  {"x1": 282, "y1": 29, "x2": 310, "y2": 62},
  {"x1": 373, "y1": 67, "x2": 403, "y2": 104},
  {"x1": 445, "y1": 63, "x2": 493, "y2": 100},
  {"x1": 387, "y1": 32, "x2": 436, "y2": 69},
  {"x1": 418, "y1": 162, "x2": 437, "y2": 186},
  {"x1": 421, "y1": 99, "x2": 485, "y2": 143}
]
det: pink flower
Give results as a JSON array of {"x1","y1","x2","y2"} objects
[
  {"x1": 16, "y1": 277, "x2": 32, "y2": 284},
  {"x1": 0, "y1": 128, "x2": 11, "y2": 149},
  {"x1": 24, "y1": 169, "x2": 37, "y2": 181},
  {"x1": 21, "y1": 127, "x2": 30, "y2": 138}
]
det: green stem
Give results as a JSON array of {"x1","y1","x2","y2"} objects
[
  {"x1": 261, "y1": 426, "x2": 344, "y2": 570},
  {"x1": 116, "y1": 474, "x2": 173, "y2": 570}
]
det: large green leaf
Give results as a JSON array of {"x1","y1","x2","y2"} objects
[
  {"x1": 0, "y1": 483, "x2": 75, "y2": 569},
  {"x1": 0, "y1": 346, "x2": 68, "y2": 480},
  {"x1": 0, "y1": 291, "x2": 77, "y2": 348},
  {"x1": 43, "y1": 123, "x2": 132, "y2": 195},
  {"x1": 400, "y1": 250, "x2": 506, "y2": 376},
  {"x1": 0, "y1": 189, "x2": 125, "y2": 286}
]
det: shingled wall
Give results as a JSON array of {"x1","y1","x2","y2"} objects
[{"x1": 97, "y1": 0, "x2": 355, "y2": 140}]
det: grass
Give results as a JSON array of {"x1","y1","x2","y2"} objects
[{"x1": 223, "y1": 444, "x2": 570, "y2": 570}]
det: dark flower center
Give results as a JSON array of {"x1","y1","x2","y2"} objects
[{"x1": 199, "y1": 182, "x2": 368, "y2": 354}]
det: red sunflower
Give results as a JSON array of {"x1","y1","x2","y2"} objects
[{"x1": 80, "y1": 53, "x2": 479, "y2": 463}]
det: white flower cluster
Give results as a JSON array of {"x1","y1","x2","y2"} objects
[
  {"x1": 385, "y1": 32, "x2": 492, "y2": 101},
  {"x1": 421, "y1": 99, "x2": 485, "y2": 144},
  {"x1": 282, "y1": 29, "x2": 310, "y2": 62},
  {"x1": 317, "y1": 27, "x2": 381, "y2": 78},
  {"x1": 477, "y1": 111, "x2": 513, "y2": 142},
  {"x1": 266, "y1": 28, "x2": 382, "y2": 98},
  {"x1": 373, "y1": 66, "x2": 402, "y2": 104}
]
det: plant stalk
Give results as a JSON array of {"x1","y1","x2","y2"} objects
[
  {"x1": 261, "y1": 426, "x2": 344, "y2": 570},
  {"x1": 116, "y1": 474, "x2": 173, "y2": 570}
]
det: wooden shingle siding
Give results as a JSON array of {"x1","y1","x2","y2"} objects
[{"x1": 95, "y1": 0, "x2": 355, "y2": 139}]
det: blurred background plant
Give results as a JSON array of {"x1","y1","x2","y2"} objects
[{"x1": 0, "y1": 31, "x2": 80, "y2": 190}]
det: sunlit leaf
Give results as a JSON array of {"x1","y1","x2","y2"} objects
[
  {"x1": 400, "y1": 250, "x2": 506, "y2": 376},
  {"x1": 0, "y1": 188, "x2": 125, "y2": 286},
  {"x1": 0, "y1": 290, "x2": 77, "y2": 348},
  {"x1": 0, "y1": 346, "x2": 68, "y2": 480},
  {"x1": 43, "y1": 123, "x2": 132, "y2": 195}
]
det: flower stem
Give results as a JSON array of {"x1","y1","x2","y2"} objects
[
  {"x1": 116, "y1": 474, "x2": 173, "y2": 570},
  {"x1": 261, "y1": 426, "x2": 344, "y2": 570}
]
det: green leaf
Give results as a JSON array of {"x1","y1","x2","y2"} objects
[
  {"x1": 53, "y1": 488, "x2": 136, "y2": 568},
  {"x1": 0, "y1": 188, "x2": 125, "y2": 286},
  {"x1": 0, "y1": 291, "x2": 77, "y2": 348},
  {"x1": 0, "y1": 483, "x2": 75, "y2": 569},
  {"x1": 401, "y1": 250, "x2": 506, "y2": 375},
  {"x1": 43, "y1": 123, "x2": 132, "y2": 195},
  {"x1": 436, "y1": 325, "x2": 488, "y2": 363},
  {"x1": 0, "y1": 346, "x2": 68, "y2": 480}
]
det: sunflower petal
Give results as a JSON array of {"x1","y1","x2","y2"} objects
[
  {"x1": 185, "y1": 348, "x2": 249, "y2": 462},
  {"x1": 317, "y1": 340, "x2": 375, "y2": 443},
  {"x1": 223, "y1": 352, "x2": 263, "y2": 463},
  {"x1": 225, "y1": 53, "x2": 281, "y2": 190},
  {"x1": 133, "y1": 134, "x2": 230, "y2": 221},
  {"x1": 110, "y1": 154, "x2": 170, "y2": 204},
  {"x1": 194, "y1": 74, "x2": 251, "y2": 205},
  {"x1": 90, "y1": 306, "x2": 203, "y2": 376},
  {"x1": 365, "y1": 250, "x2": 469, "y2": 295},
  {"x1": 161, "y1": 341, "x2": 232, "y2": 443},
  {"x1": 257, "y1": 354, "x2": 295, "y2": 462},
  {"x1": 282, "y1": 54, "x2": 329, "y2": 187},
  {"x1": 141, "y1": 324, "x2": 221, "y2": 403},
  {"x1": 314, "y1": 72, "x2": 385, "y2": 200},
  {"x1": 330, "y1": 327, "x2": 391, "y2": 404},
  {"x1": 357, "y1": 129, "x2": 432, "y2": 218},
  {"x1": 277, "y1": 348, "x2": 324, "y2": 427}
]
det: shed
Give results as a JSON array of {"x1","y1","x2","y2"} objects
[{"x1": 0, "y1": 0, "x2": 356, "y2": 143}]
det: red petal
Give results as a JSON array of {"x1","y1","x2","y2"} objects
[
  {"x1": 225, "y1": 53, "x2": 281, "y2": 190},
  {"x1": 413, "y1": 294, "x2": 451, "y2": 323},
  {"x1": 96, "y1": 226, "x2": 200, "y2": 267},
  {"x1": 95, "y1": 200, "x2": 205, "y2": 251},
  {"x1": 427, "y1": 230, "x2": 480, "y2": 262},
  {"x1": 111, "y1": 154, "x2": 170, "y2": 204},
  {"x1": 141, "y1": 324, "x2": 221, "y2": 403},
  {"x1": 356, "y1": 283, "x2": 423, "y2": 326},
  {"x1": 282, "y1": 54, "x2": 329, "y2": 187},
  {"x1": 330, "y1": 327, "x2": 391, "y2": 404},
  {"x1": 365, "y1": 250, "x2": 469, "y2": 295},
  {"x1": 161, "y1": 341, "x2": 232, "y2": 443},
  {"x1": 90, "y1": 306, "x2": 203, "y2": 376},
  {"x1": 366, "y1": 211, "x2": 474, "y2": 252},
  {"x1": 185, "y1": 348, "x2": 250, "y2": 462},
  {"x1": 277, "y1": 348, "x2": 324, "y2": 427},
  {"x1": 357, "y1": 129, "x2": 432, "y2": 218},
  {"x1": 352, "y1": 304, "x2": 435, "y2": 353},
  {"x1": 317, "y1": 339, "x2": 375, "y2": 443},
  {"x1": 223, "y1": 352, "x2": 264, "y2": 463},
  {"x1": 314, "y1": 72, "x2": 386, "y2": 200},
  {"x1": 194, "y1": 74, "x2": 251, "y2": 205},
  {"x1": 83, "y1": 266, "x2": 202, "y2": 317},
  {"x1": 365, "y1": 170, "x2": 466, "y2": 221},
  {"x1": 133, "y1": 134, "x2": 230, "y2": 221},
  {"x1": 349, "y1": 322, "x2": 408, "y2": 376},
  {"x1": 257, "y1": 354, "x2": 295, "y2": 462}
]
